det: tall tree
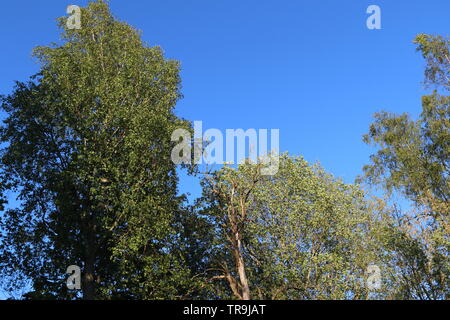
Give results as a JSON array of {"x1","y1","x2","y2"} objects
[
  {"x1": 361, "y1": 34, "x2": 449, "y2": 299},
  {"x1": 0, "y1": 0, "x2": 193, "y2": 299},
  {"x1": 201, "y1": 154, "x2": 383, "y2": 299}
]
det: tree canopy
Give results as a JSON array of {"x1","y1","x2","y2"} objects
[
  {"x1": 199, "y1": 155, "x2": 384, "y2": 299},
  {"x1": 0, "y1": 0, "x2": 193, "y2": 299},
  {"x1": 0, "y1": 1, "x2": 447, "y2": 300},
  {"x1": 360, "y1": 34, "x2": 449, "y2": 299}
]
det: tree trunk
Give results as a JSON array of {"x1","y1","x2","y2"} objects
[
  {"x1": 82, "y1": 220, "x2": 96, "y2": 300},
  {"x1": 82, "y1": 258, "x2": 95, "y2": 300},
  {"x1": 235, "y1": 235, "x2": 250, "y2": 300}
]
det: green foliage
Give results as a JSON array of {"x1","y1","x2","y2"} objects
[
  {"x1": 200, "y1": 154, "x2": 383, "y2": 299},
  {"x1": 361, "y1": 34, "x2": 449, "y2": 299},
  {"x1": 373, "y1": 209, "x2": 448, "y2": 299},
  {"x1": 414, "y1": 34, "x2": 449, "y2": 90}
]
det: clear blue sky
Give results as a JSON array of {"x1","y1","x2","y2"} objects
[{"x1": 0, "y1": 0, "x2": 449, "y2": 297}]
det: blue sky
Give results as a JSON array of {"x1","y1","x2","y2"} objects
[
  {"x1": 0, "y1": 0, "x2": 449, "y2": 297},
  {"x1": 1, "y1": 0, "x2": 449, "y2": 200}
]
